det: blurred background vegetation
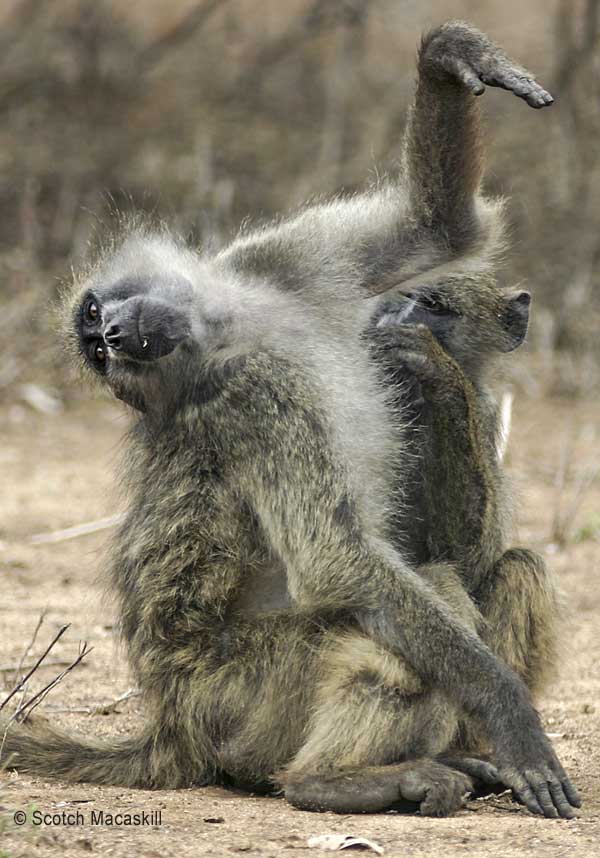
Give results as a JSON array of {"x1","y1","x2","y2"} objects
[{"x1": 1, "y1": 0, "x2": 599, "y2": 402}]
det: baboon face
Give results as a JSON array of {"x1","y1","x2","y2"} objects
[
  {"x1": 74, "y1": 271, "x2": 195, "y2": 411},
  {"x1": 382, "y1": 290, "x2": 460, "y2": 350},
  {"x1": 388, "y1": 280, "x2": 531, "y2": 364}
]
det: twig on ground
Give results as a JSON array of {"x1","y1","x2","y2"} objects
[
  {"x1": 0, "y1": 624, "x2": 70, "y2": 712},
  {"x1": 0, "y1": 658, "x2": 77, "y2": 674},
  {"x1": 10, "y1": 609, "x2": 47, "y2": 685},
  {"x1": 45, "y1": 687, "x2": 141, "y2": 716},
  {"x1": 29, "y1": 514, "x2": 124, "y2": 545},
  {"x1": 0, "y1": 626, "x2": 92, "y2": 764},
  {"x1": 42, "y1": 705, "x2": 95, "y2": 714},
  {"x1": 10, "y1": 642, "x2": 93, "y2": 724},
  {"x1": 90, "y1": 688, "x2": 140, "y2": 716}
]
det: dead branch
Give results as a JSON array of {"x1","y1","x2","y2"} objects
[
  {"x1": 234, "y1": 0, "x2": 369, "y2": 97},
  {"x1": 45, "y1": 688, "x2": 140, "y2": 716},
  {"x1": 553, "y1": 0, "x2": 600, "y2": 93},
  {"x1": 0, "y1": 624, "x2": 70, "y2": 713},
  {"x1": 10, "y1": 609, "x2": 47, "y2": 685},
  {"x1": 0, "y1": 658, "x2": 80, "y2": 674},
  {"x1": 140, "y1": 0, "x2": 230, "y2": 71},
  {"x1": 10, "y1": 642, "x2": 93, "y2": 724},
  {"x1": 497, "y1": 391, "x2": 514, "y2": 464},
  {"x1": 90, "y1": 687, "x2": 140, "y2": 716}
]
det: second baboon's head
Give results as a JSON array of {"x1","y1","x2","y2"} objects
[{"x1": 377, "y1": 272, "x2": 531, "y2": 378}]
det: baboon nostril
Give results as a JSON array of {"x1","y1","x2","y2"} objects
[{"x1": 104, "y1": 324, "x2": 122, "y2": 349}]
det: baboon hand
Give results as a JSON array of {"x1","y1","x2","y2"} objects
[
  {"x1": 494, "y1": 739, "x2": 582, "y2": 819},
  {"x1": 421, "y1": 21, "x2": 553, "y2": 109},
  {"x1": 374, "y1": 321, "x2": 450, "y2": 387}
]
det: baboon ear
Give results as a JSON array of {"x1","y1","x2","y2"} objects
[{"x1": 500, "y1": 290, "x2": 531, "y2": 352}]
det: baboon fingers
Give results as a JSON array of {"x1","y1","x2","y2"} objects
[
  {"x1": 561, "y1": 776, "x2": 583, "y2": 809},
  {"x1": 422, "y1": 22, "x2": 553, "y2": 109},
  {"x1": 547, "y1": 778, "x2": 579, "y2": 819},
  {"x1": 439, "y1": 55, "x2": 486, "y2": 95},
  {"x1": 479, "y1": 72, "x2": 553, "y2": 109},
  {"x1": 504, "y1": 772, "x2": 545, "y2": 816},
  {"x1": 383, "y1": 350, "x2": 432, "y2": 380},
  {"x1": 498, "y1": 766, "x2": 580, "y2": 819}
]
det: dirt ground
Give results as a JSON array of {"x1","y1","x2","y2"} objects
[{"x1": 0, "y1": 390, "x2": 599, "y2": 858}]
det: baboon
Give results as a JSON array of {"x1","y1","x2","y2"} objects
[
  {"x1": 372, "y1": 273, "x2": 561, "y2": 765},
  {"x1": 1, "y1": 23, "x2": 579, "y2": 818}
]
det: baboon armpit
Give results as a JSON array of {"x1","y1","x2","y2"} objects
[
  {"x1": 373, "y1": 273, "x2": 561, "y2": 777},
  {"x1": 1, "y1": 23, "x2": 579, "y2": 818}
]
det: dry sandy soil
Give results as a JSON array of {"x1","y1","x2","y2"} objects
[{"x1": 0, "y1": 391, "x2": 599, "y2": 857}]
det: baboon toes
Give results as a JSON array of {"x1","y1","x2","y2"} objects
[{"x1": 396, "y1": 760, "x2": 473, "y2": 817}]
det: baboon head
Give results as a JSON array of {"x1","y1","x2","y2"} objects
[
  {"x1": 376, "y1": 272, "x2": 531, "y2": 378},
  {"x1": 63, "y1": 230, "x2": 240, "y2": 413}
]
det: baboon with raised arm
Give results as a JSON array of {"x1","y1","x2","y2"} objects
[
  {"x1": 372, "y1": 272, "x2": 561, "y2": 774},
  {"x1": 1, "y1": 23, "x2": 579, "y2": 819}
]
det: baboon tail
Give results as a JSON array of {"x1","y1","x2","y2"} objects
[{"x1": 0, "y1": 716, "x2": 170, "y2": 788}]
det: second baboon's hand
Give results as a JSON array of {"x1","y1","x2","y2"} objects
[{"x1": 374, "y1": 322, "x2": 451, "y2": 388}]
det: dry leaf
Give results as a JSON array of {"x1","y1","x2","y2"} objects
[{"x1": 307, "y1": 834, "x2": 384, "y2": 854}]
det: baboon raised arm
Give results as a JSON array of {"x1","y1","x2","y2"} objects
[
  {"x1": 401, "y1": 23, "x2": 551, "y2": 259},
  {"x1": 220, "y1": 21, "x2": 551, "y2": 304}
]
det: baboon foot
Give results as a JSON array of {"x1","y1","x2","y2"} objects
[
  {"x1": 283, "y1": 760, "x2": 473, "y2": 816},
  {"x1": 422, "y1": 22, "x2": 554, "y2": 109}
]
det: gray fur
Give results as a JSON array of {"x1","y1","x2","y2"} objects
[{"x1": 1, "y1": 22, "x2": 578, "y2": 819}]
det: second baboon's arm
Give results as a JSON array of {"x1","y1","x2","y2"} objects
[
  {"x1": 378, "y1": 323, "x2": 505, "y2": 594},
  {"x1": 237, "y1": 376, "x2": 579, "y2": 819}
]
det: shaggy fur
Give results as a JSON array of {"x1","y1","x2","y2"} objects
[
  {"x1": 1, "y1": 22, "x2": 578, "y2": 819},
  {"x1": 372, "y1": 271, "x2": 562, "y2": 758}
]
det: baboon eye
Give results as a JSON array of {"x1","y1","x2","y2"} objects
[
  {"x1": 85, "y1": 299, "x2": 99, "y2": 324},
  {"x1": 88, "y1": 341, "x2": 106, "y2": 365}
]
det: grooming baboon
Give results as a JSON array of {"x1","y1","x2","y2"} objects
[
  {"x1": 372, "y1": 273, "x2": 561, "y2": 768},
  {"x1": 1, "y1": 23, "x2": 579, "y2": 818}
]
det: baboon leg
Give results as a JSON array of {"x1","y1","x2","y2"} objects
[
  {"x1": 282, "y1": 563, "x2": 478, "y2": 816},
  {"x1": 477, "y1": 548, "x2": 560, "y2": 695},
  {"x1": 282, "y1": 631, "x2": 467, "y2": 815},
  {"x1": 284, "y1": 760, "x2": 472, "y2": 816}
]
